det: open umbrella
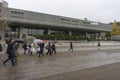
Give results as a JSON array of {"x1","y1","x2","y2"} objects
[
  {"x1": 42, "y1": 40, "x2": 47, "y2": 43},
  {"x1": 33, "y1": 39, "x2": 42, "y2": 43},
  {"x1": 15, "y1": 39, "x2": 24, "y2": 43}
]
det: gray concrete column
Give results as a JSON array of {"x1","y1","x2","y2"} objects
[
  {"x1": 0, "y1": 27, "x2": 5, "y2": 41},
  {"x1": 69, "y1": 30, "x2": 72, "y2": 35},
  {"x1": 85, "y1": 32, "x2": 88, "y2": 38},
  {"x1": 18, "y1": 27, "x2": 23, "y2": 38},
  {"x1": 98, "y1": 33, "x2": 101, "y2": 40},
  {"x1": 47, "y1": 29, "x2": 51, "y2": 35},
  {"x1": 93, "y1": 33, "x2": 96, "y2": 39},
  {"x1": 95, "y1": 33, "x2": 98, "y2": 40}
]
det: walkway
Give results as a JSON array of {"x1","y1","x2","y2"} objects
[{"x1": 0, "y1": 46, "x2": 120, "y2": 80}]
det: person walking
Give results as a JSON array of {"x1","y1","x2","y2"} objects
[
  {"x1": 28, "y1": 42, "x2": 35, "y2": 56},
  {"x1": 51, "y1": 42, "x2": 56, "y2": 54},
  {"x1": 3, "y1": 38, "x2": 16, "y2": 66},
  {"x1": 0, "y1": 43, "x2": 2, "y2": 60},
  {"x1": 13, "y1": 41, "x2": 20, "y2": 66},
  {"x1": 0, "y1": 43, "x2": 2, "y2": 53},
  {"x1": 46, "y1": 42, "x2": 52, "y2": 55},
  {"x1": 41, "y1": 42, "x2": 45, "y2": 53},
  {"x1": 68, "y1": 41, "x2": 73, "y2": 52},
  {"x1": 23, "y1": 42, "x2": 27, "y2": 54},
  {"x1": 97, "y1": 41, "x2": 101, "y2": 50},
  {"x1": 37, "y1": 42, "x2": 44, "y2": 57},
  {"x1": 98, "y1": 41, "x2": 101, "y2": 47}
]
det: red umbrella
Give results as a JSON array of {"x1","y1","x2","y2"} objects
[{"x1": 42, "y1": 40, "x2": 47, "y2": 43}]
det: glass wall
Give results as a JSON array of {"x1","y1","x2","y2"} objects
[
  {"x1": 4, "y1": 26, "x2": 45, "y2": 39},
  {"x1": 23, "y1": 28, "x2": 44, "y2": 36},
  {"x1": 5, "y1": 26, "x2": 19, "y2": 38}
]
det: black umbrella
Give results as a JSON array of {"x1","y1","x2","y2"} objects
[{"x1": 15, "y1": 39, "x2": 25, "y2": 43}]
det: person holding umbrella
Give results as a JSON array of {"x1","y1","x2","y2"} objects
[
  {"x1": 3, "y1": 38, "x2": 16, "y2": 66},
  {"x1": 37, "y1": 42, "x2": 44, "y2": 57},
  {"x1": 28, "y1": 42, "x2": 35, "y2": 56}
]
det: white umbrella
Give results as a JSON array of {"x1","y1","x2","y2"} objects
[{"x1": 33, "y1": 39, "x2": 42, "y2": 43}]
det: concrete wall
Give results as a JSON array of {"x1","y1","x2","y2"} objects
[{"x1": 0, "y1": 7, "x2": 112, "y2": 32}]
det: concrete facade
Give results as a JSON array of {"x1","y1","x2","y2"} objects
[{"x1": 0, "y1": 5, "x2": 112, "y2": 40}]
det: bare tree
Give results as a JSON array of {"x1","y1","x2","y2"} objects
[{"x1": 0, "y1": 19, "x2": 8, "y2": 40}]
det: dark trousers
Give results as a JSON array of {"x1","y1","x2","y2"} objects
[
  {"x1": 30, "y1": 52, "x2": 33, "y2": 56},
  {"x1": 24, "y1": 48, "x2": 27, "y2": 54},
  {"x1": 52, "y1": 48, "x2": 56, "y2": 54},
  {"x1": 38, "y1": 49, "x2": 44, "y2": 57},
  {"x1": 46, "y1": 49, "x2": 52, "y2": 55},
  {"x1": 3, "y1": 55, "x2": 15, "y2": 66},
  {"x1": 68, "y1": 47, "x2": 73, "y2": 52}
]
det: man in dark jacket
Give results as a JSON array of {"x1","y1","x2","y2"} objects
[
  {"x1": 51, "y1": 42, "x2": 56, "y2": 54},
  {"x1": 3, "y1": 38, "x2": 16, "y2": 66},
  {"x1": 46, "y1": 42, "x2": 52, "y2": 55},
  {"x1": 23, "y1": 42, "x2": 27, "y2": 54},
  {"x1": 68, "y1": 41, "x2": 73, "y2": 52}
]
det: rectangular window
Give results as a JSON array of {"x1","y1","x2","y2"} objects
[{"x1": 11, "y1": 11, "x2": 24, "y2": 15}]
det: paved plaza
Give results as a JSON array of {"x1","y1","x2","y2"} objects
[{"x1": 0, "y1": 42, "x2": 120, "y2": 80}]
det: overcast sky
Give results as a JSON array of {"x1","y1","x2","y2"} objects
[{"x1": 5, "y1": 0, "x2": 120, "y2": 23}]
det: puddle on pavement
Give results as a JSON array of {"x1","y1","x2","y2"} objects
[{"x1": 1, "y1": 49, "x2": 120, "y2": 80}]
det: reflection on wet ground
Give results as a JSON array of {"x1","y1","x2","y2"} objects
[{"x1": 1, "y1": 47, "x2": 120, "y2": 80}]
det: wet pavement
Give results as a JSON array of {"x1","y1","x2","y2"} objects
[{"x1": 1, "y1": 46, "x2": 120, "y2": 80}]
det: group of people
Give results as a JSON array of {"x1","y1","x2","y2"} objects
[
  {"x1": 0, "y1": 38, "x2": 75, "y2": 67},
  {"x1": 0, "y1": 38, "x2": 58, "y2": 66},
  {"x1": 22, "y1": 41, "x2": 57, "y2": 57}
]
